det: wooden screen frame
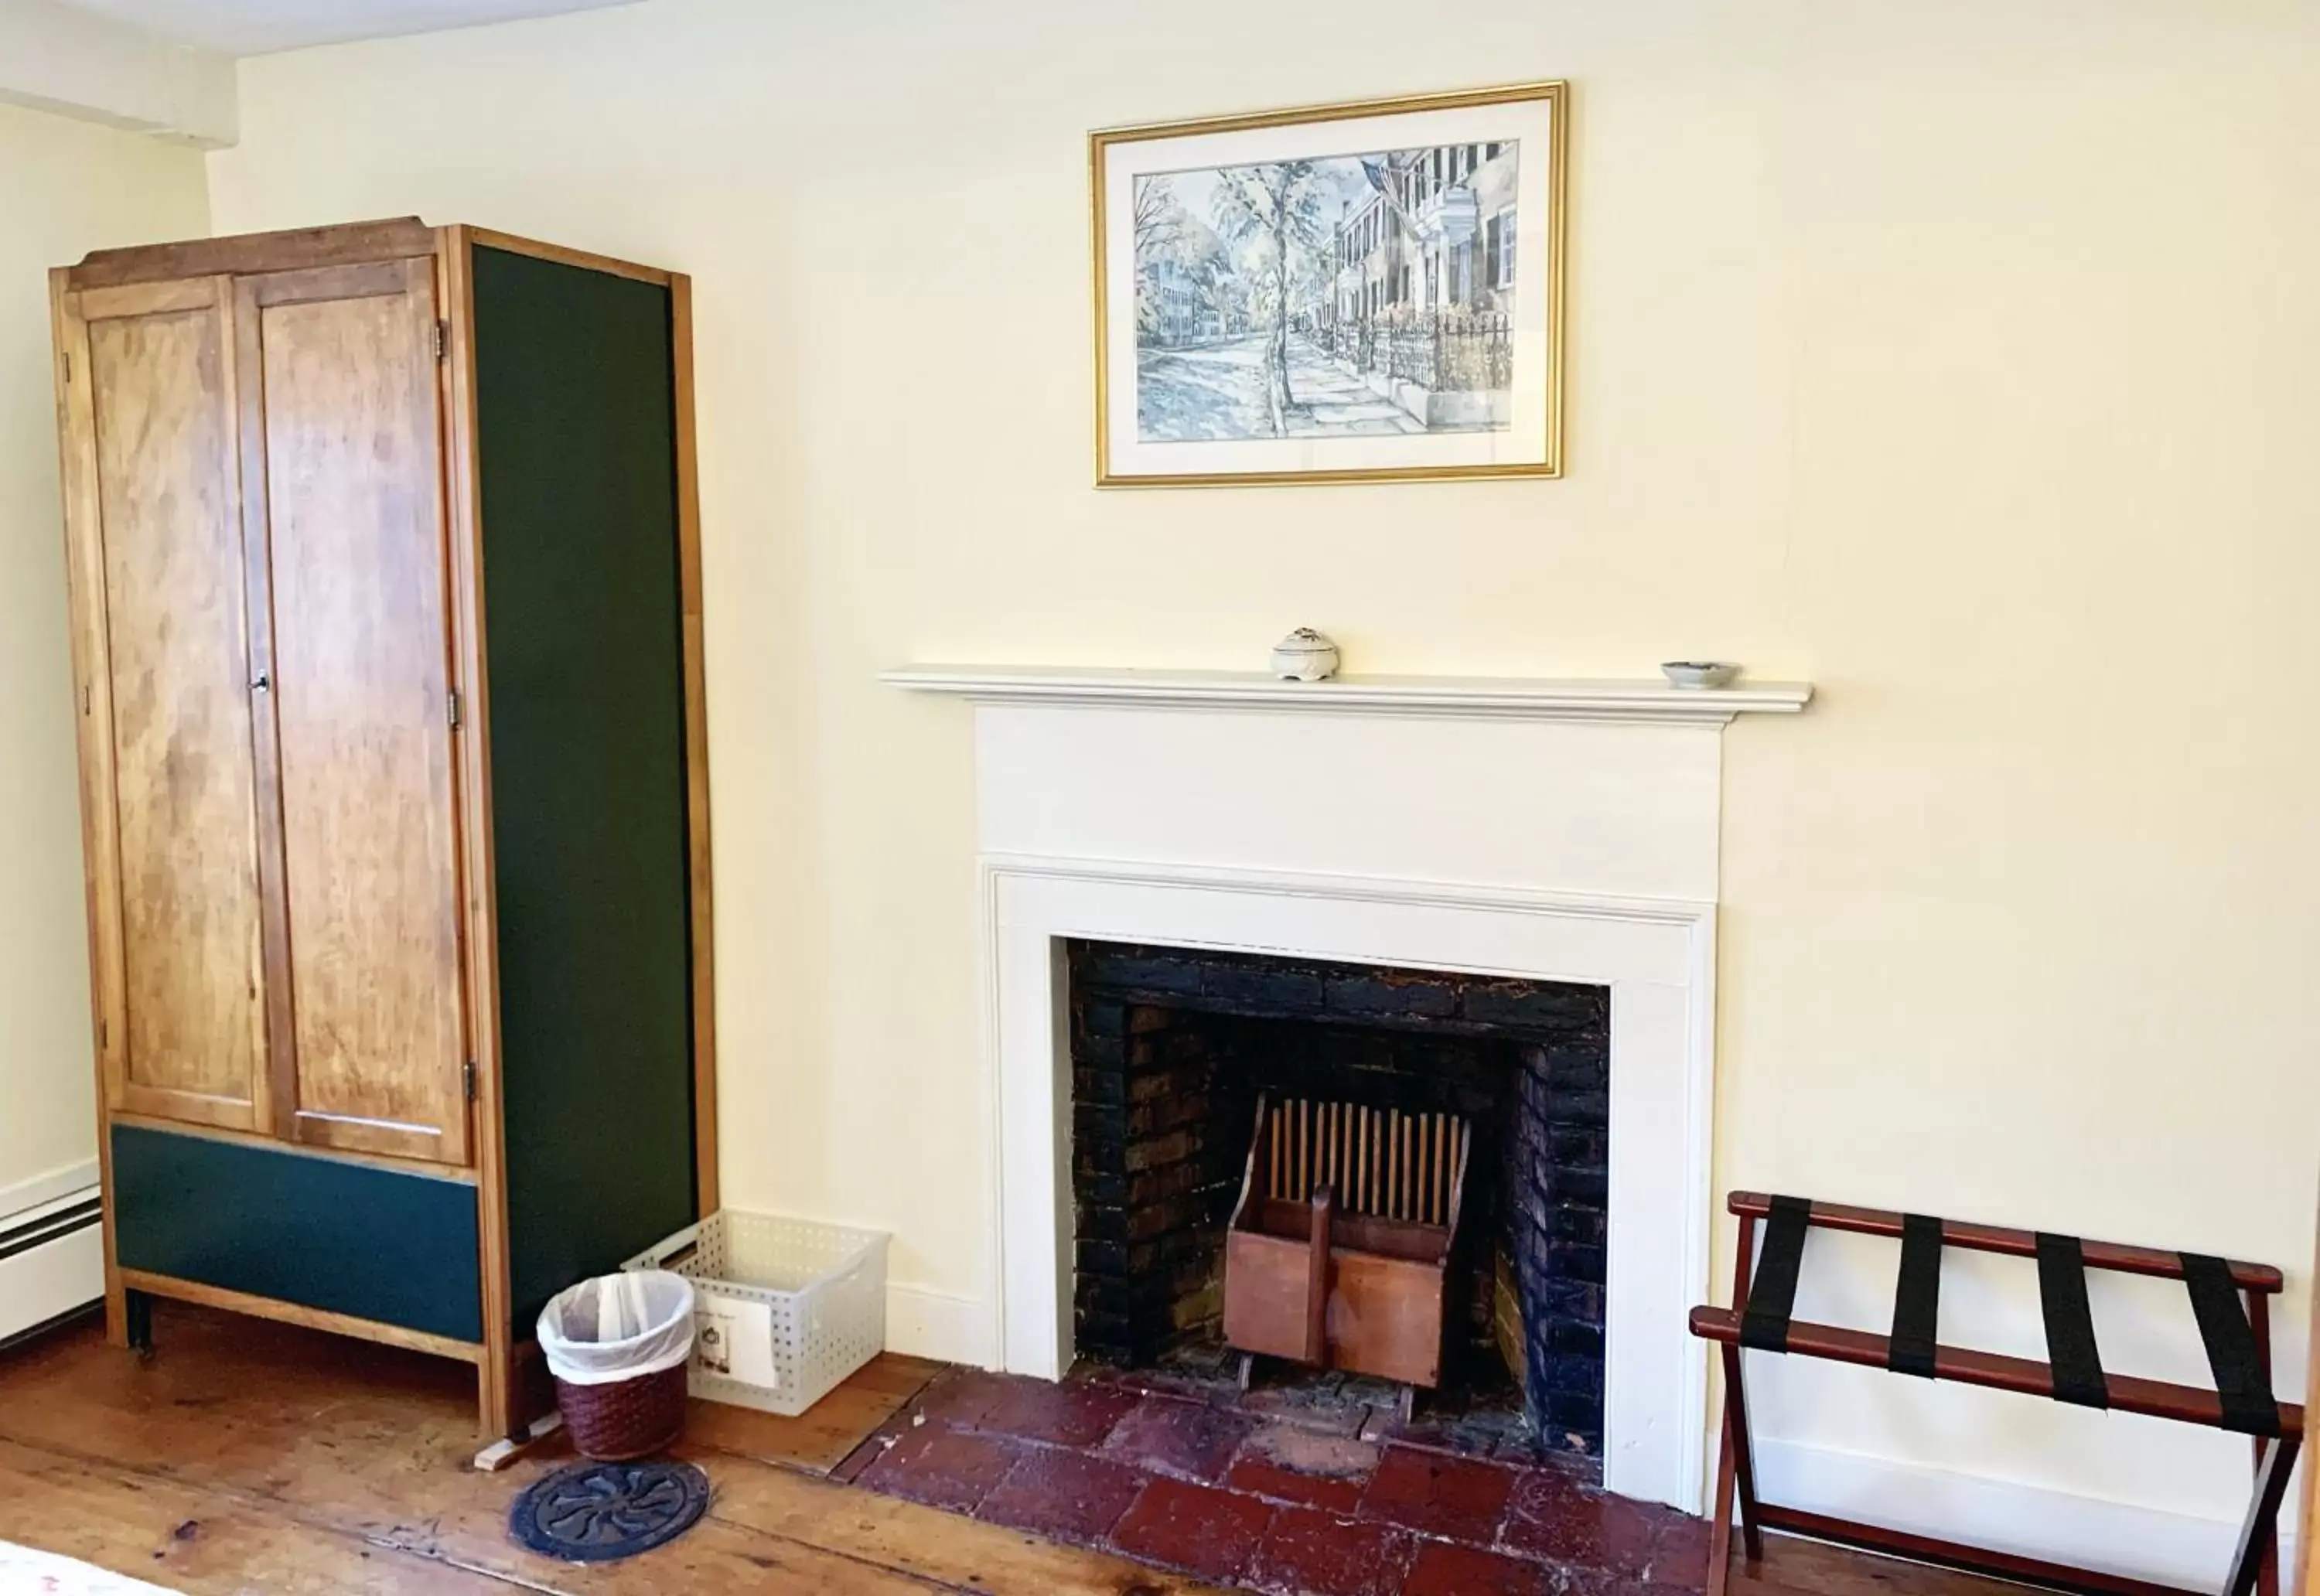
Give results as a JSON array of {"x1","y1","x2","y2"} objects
[{"x1": 438, "y1": 224, "x2": 718, "y2": 1437}]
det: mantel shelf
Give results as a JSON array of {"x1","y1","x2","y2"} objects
[{"x1": 881, "y1": 664, "x2": 1813, "y2": 726}]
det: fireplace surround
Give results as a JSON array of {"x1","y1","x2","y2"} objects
[{"x1": 888, "y1": 662, "x2": 1811, "y2": 1510}]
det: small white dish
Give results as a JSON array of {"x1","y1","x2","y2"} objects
[{"x1": 1660, "y1": 660, "x2": 1739, "y2": 690}]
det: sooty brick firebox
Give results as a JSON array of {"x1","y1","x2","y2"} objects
[{"x1": 1067, "y1": 940, "x2": 1609, "y2": 1454}]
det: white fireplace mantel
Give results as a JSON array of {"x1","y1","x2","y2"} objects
[
  {"x1": 890, "y1": 660, "x2": 1813, "y2": 1515},
  {"x1": 883, "y1": 663, "x2": 1813, "y2": 727}
]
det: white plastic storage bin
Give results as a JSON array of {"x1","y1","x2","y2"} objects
[{"x1": 623, "y1": 1211, "x2": 888, "y2": 1417}]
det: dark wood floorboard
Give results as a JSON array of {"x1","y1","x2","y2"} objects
[{"x1": 0, "y1": 1301, "x2": 2037, "y2": 1596}]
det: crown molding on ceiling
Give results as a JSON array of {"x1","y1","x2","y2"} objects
[{"x1": 0, "y1": 0, "x2": 236, "y2": 148}]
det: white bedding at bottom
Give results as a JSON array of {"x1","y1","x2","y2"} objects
[{"x1": 0, "y1": 1543, "x2": 172, "y2": 1595}]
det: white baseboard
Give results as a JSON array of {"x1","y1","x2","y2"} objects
[
  {"x1": 1755, "y1": 1437, "x2": 2300, "y2": 1588},
  {"x1": 0, "y1": 1158, "x2": 97, "y2": 1223},
  {"x1": 0, "y1": 1177, "x2": 103, "y2": 1346},
  {"x1": 885, "y1": 1283, "x2": 996, "y2": 1368}
]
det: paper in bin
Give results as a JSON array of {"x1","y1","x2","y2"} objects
[{"x1": 694, "y1": 1295, "x2": 779, "y2": 1390}]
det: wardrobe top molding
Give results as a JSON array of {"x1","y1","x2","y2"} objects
[
  {"x1": 57, "y1": 218, "x2": 682, "y2": 291},
  {"x1": 882, "y1": 665, "x2": 1814, "y2": 727}
]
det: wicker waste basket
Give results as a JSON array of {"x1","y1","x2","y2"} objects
[{"x1": 537, "y1": 1271, "x2": 696, "y2": 1460}]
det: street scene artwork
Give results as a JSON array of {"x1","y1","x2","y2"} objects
[
  {"x1": 1094, "y1": 84, "x2": 1564, "y2": 485},
  {"x1": 1133, "y1": 145, "x2": 1518, "y2": 443}
]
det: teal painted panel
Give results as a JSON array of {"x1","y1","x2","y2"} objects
[
  {"x1": 471, "y1": 246, "x2": 698, "y2": 1335},
  {"x1": 111, "y1": 1124, "x2": 482, "y2": 1342}
]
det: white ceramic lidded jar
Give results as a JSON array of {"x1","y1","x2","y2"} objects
[{"x1": 1271, "y1": 629, "x2": 1341, "y2": 682}]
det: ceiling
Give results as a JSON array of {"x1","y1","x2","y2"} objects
[{"x1": 55, "y1": 0, "x2": 638, "y2": 56}]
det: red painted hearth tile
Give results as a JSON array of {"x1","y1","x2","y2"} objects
[
  {"x1": 1405, "y1": 1541, "x2": 1563, "y2": 1596},
  {"x1": 1246, "y1": 1506, "x2": 1412, "y2": 1596},
  {"x1": 976, "y1": 1447, "x2": 1148, "y2": 1543},
  {"x1": 1225, "y1": 1421, "x2": 1379, "y2": 1512},
  {"x1": 1357, "y1": 1444, "x2": 1518, "y2": 1546},
  {"x1": 902, "y1": 1367, "x2": 1016, "y2": 1431},
  {"x1": 1107, "y1": 1476, "x2": 1274, "y2": 1583},
  {"x1": 1498, "y1": 1464, "x2": 1662, "y2": 1575},
  {"x1": 1227, "y1": 1456, "x2": 1368, "y2": 1514},
  {"x1": 827, "y1": 1433, "x2": 885, "y2": 1485},
  {"x1": 1236, "y1": 1383, "x2": 1380, "y2": 1439},
  {"x1": 975, "y1": 1376, "x2": 1140, "y2": 1447},
  {"x1": 1645, "y1": 1509, "x2": 1712, "y2": 1587},
  {"x1": 855, "y1": 1422, "x2": 1026, "y2": 1514},
  {"x1": 1100, "y1": 1393, "x2": 1258, "y2": 1483}
]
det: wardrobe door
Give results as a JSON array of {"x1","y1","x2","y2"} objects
[
  {"x1": 56, "y1": 276, "x2": 272, "y2": 1134},
  {"x1": 236, "y1": 259, "x2": 469, "y2": 1166}
]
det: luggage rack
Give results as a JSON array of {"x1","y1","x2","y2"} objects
[{"x1": 1690, "y1": 1192, "x2": 2302, "y2": 1596}]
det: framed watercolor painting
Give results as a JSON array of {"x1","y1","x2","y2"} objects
[{"x1": 1091, "y1": 80, "x2": 1567, "y2": 488}]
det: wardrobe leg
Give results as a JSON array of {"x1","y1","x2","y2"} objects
[
  {"x1": 102, "y1": 1278, "x2": 129, "y2": 1350},
  {"x1": 124, "y1": 1288, "x2": 154, "y2": 1358},
  {"x1": 479, "y1": 1350, "x2": 526, "y2": 1441}
]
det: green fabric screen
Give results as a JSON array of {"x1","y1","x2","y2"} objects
[
  {"x1": 471, "y1": 245, "x2": 698, "y2": 1332},
  {"x1": 113, "y1": 1124, "x2": 483, "y2": 1342}
]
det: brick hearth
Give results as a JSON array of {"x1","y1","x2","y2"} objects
[{"x1": 839, "y1": 1362, "x2": 1708, "y2": 1596}]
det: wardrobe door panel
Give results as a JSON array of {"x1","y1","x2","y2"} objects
[
  {"x1": 239, "y1": 260, "x2": 469, "y2": 1165},
  {"x1": 65, "y1": 277, "x2": 271, "y2": 1132}
]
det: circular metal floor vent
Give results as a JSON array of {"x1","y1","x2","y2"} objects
[{"x1": 508, "y1": 1458, "x2": 710, "y2": 1563}]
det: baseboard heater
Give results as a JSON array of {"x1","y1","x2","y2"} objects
[{"x1": 0, "y1": 1185, "x2": 104, "y2": 1349}]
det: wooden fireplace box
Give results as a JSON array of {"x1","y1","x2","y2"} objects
[{"x1": 1221, "y1": 1100, "x2": 1469, "y2": 1388}]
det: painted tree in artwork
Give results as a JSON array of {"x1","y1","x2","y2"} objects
[
  {"x1": 1131, "y1": 176, "x2": 1186, "y2": 339},
  {"x1": 1133, "y1": 175, "x2": 1185, "y2": 260},
  {"x1": 1209, "y1": 161, "x2": 1333, "y2": 435}
]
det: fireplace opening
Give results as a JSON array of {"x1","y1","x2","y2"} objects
[{"x1": 1067, "y1": 940, "x2": 1609, "y2": 1458}]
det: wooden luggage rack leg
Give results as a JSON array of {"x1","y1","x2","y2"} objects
[
  {"x1": 2243, "y1": 1290, "x2": 2278, "y2": 1596},
  {"x1": 1709, "y1": 1207, "x2": 1762, "y2": 1594}
]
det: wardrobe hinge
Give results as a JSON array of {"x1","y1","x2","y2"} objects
[
  {"x1": 435, "y1": 320, "x2": 449, "y2": 361},
  {"x1": 447, "y1": 687, "x2": 462, "y2": 729},
  {"x1": 463, "y1": 1060, "x2": 477, "y2": 1102}
]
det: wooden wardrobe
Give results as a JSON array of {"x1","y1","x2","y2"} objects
[{"x1": 48, "y1": 220, "x2": 715, "y2": 1438}]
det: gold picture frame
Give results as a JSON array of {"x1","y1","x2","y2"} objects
[{"x1": 1091, "y1": 80, "x2": 1568, "y2": 488}]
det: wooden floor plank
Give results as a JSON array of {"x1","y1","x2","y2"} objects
[
  {"x1": 0, "y1": 1308, "x2": 1202, "y2": 1594},
  {"x1": 0, "y1": 1435, "x2": 509, "y2": 1595},
  {"x1": 0, "y1": 1396, "x2": 960, "y2": 1595},
  {"x1": 0, "y1": 1303, "x2": 2049, "y2": 1596},
  {"x1": 1732, "y1": 1532, "x2": 2037, "y2": 1596},
  {"x1": 698, "y1": 1459, "x2": 1234, "y2": 1596},
  {"x1": 677, "y1": 1352, "x2": 939, "y2": 1473}
]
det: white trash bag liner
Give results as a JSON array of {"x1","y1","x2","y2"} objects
[{"x1": 537, "y1": 1270, "x2": 696, "y2": 1386}]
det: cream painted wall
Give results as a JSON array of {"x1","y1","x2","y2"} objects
[
  {"x1": 0, "y1": 101, "x2": 207, "y2": 1209},
  {"x1": 204, "y1": 0, "x2": 2318, "y2": 1536}
]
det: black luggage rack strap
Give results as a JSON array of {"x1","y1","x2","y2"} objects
[{"x1": 1690, "y1": 1191, "x2": 2301, "y2": 1596}]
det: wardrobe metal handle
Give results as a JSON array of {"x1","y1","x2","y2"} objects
[{"x1": 251, "y1": 670, "x2": 271, "y2": 693}]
